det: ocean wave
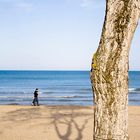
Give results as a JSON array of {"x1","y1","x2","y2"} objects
[
  {"x1": 129, "y1": 99, "x2": 140, "y2": 102},
  {"x1": 0, "y1": 95, "x2": 92, "y2": 100},
  {"x1": 129, "y1": 88, "x2": 140, "y2": 92},
  {"x1": 79, "y1": 88, "x2": 92, "y2": 91},
  {"x1": 49, "y1": 99, "x2": 93, "y2": 102},
  {"x1": 45, "y1": 95, "x2": 91, "y2": 98},
  {"x1": 0, "y1": 98, "x2": 93, "y2": 102},
  {"x1": 0, "y1": 91, "x2": 26, "y2": 94}
]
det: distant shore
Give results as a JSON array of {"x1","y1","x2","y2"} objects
[{"x1": 0, "y1": 105, "x2": 140, "y2": 140}]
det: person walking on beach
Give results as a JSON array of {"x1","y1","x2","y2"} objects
[{"x1": 32, "y1": 88, "x2": 39, "y2": 106}]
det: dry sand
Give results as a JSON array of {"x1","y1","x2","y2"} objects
[{"x1": 0, "y1": 105, "x2": 139, "y2": 140}]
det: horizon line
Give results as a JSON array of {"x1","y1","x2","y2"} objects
[{"x1": 0, "y1": 69, "x2": 140, "y2": 72}]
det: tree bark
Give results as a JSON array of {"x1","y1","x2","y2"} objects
[{"x1": 91, "y1": 0, "x2": 140, "y2": 140}]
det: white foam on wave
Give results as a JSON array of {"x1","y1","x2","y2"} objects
[
  {"x1": 129, "y1": 88, "x2": 136, "y2": 92},
  {"x1": 129, "y1": 88, "x2": 140, "y2": 92}
]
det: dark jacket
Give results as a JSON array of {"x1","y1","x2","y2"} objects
[{"x1": 34, "y1": 90, "x2": 38, "y2": 98}]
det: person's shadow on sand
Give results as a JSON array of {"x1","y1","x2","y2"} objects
[{"x1": 49, "y1": 106, "x2": 93, "y2": 140}]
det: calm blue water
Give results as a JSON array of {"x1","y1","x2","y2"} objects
[{"x1": 0, "y1": 70, "x2": 140, "y2": 106}]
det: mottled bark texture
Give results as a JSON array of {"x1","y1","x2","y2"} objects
[{"x1": 91, "y1": 0, "x2": 140, "y2": 140}]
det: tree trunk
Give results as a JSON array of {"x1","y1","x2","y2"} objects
[{"x1": 90, "y1": 0, "x2": 140, "y2": 140}]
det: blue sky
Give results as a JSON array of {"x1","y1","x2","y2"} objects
[{"x1": 0, "y1": 0, "x2": 139, "y2": 70}]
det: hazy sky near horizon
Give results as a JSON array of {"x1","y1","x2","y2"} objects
[{"x1": 0, "y1": 0, "x2": 139, "y2": 70}]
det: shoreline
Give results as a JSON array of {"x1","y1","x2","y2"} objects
[
  {"x1": 1, "y1": 103, "x2": 140, "y2": 107},
  {"x1": 0, "y1": 105, "x2": 140, "y2": 140}
]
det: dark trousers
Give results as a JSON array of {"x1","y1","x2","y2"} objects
[{"x1": 32, "y1": 97, "x2": 39, "y2": 106}]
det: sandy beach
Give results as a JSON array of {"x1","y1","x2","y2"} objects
[{"x1": 0, "y1": 105, "x2": 139, "y2": 140}]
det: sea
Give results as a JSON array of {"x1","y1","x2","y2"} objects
[{"x1": 0, "y1": 70, "x2": 140, "y2": 106}]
